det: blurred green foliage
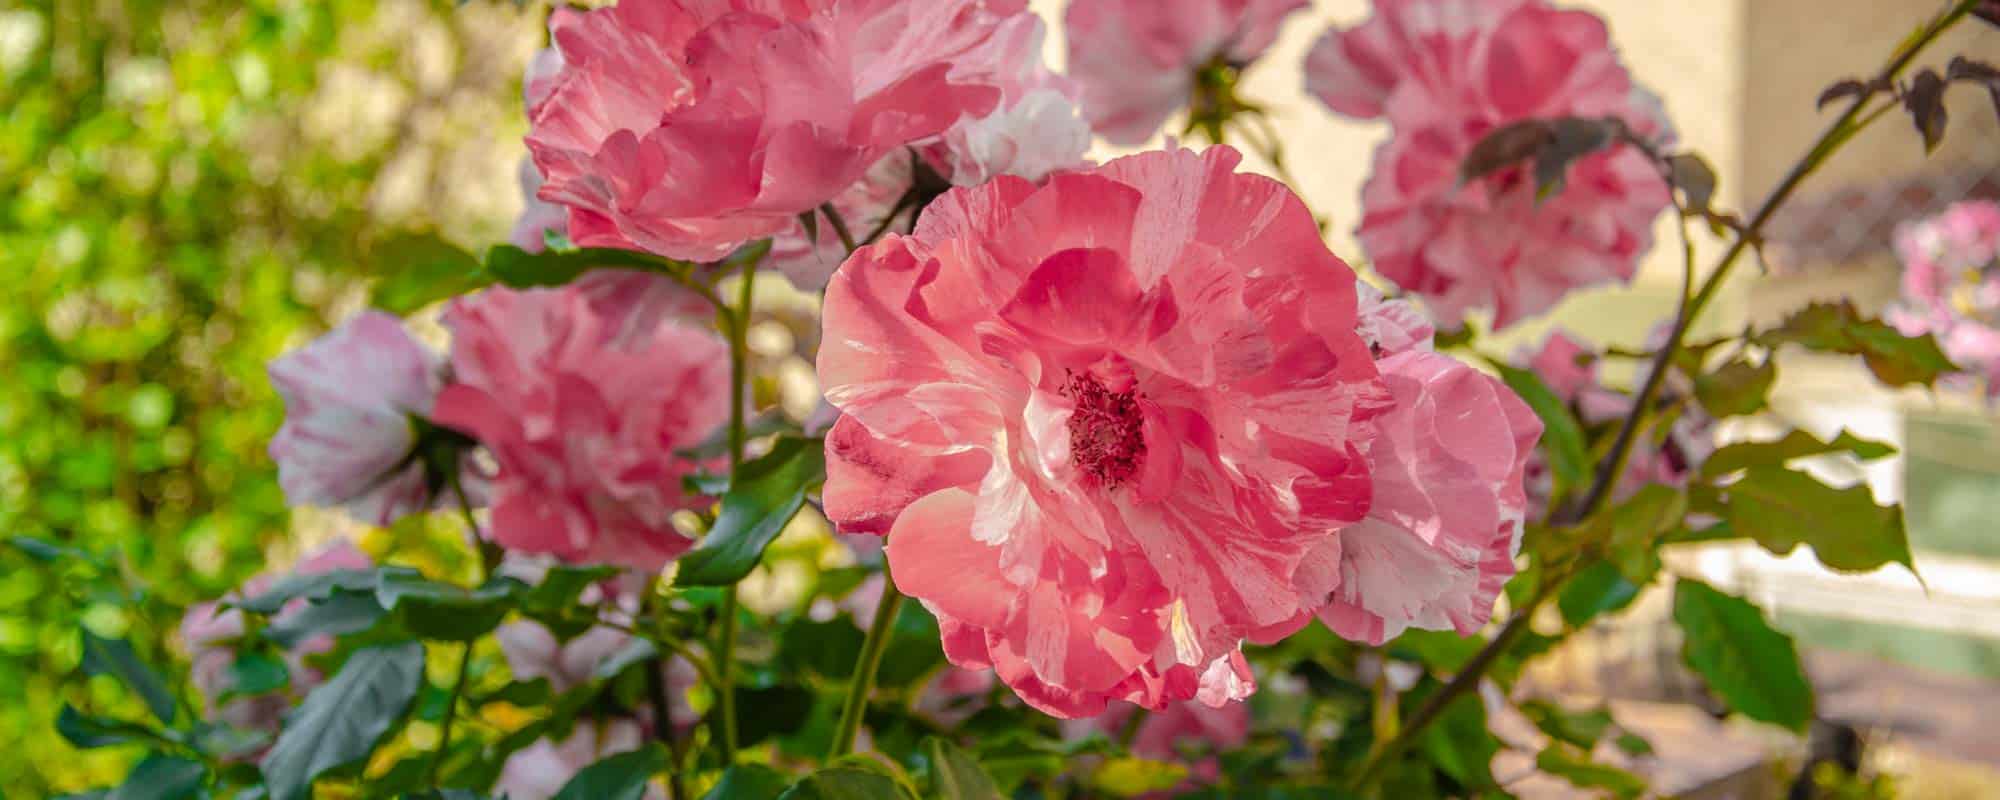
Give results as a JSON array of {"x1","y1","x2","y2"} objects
[{"x1": 0, "y1": 0, "x2": 535, "y2": 793}]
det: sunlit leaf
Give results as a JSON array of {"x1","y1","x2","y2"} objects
[
  {"x1": 1721, "y1": 466, "x2": 1913, "y2": 573},
  {"x1": 676, "y1": 436, "x2": 827, "y2": 586},
  {"x1": 260, "y1": 643, "x2": 426, "y2": 800},
  {"x1": 1672, "y1": 579, "x2": 1814, "y2": 731}
]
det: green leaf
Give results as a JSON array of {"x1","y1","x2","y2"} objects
[
  {"x1": 735, "y1": 685, "x2": 816, "y2": 749},
  {"x1": 1614, "y1": 732, "x2": 1654, "y2": 757},
  {"x1": 485, "y1": 245, "x2": 692, "y2": 290},
  {"x1": 551, "y1": 743, "x2": 669, "y2": 800},
  {"x1": 7, "y1": 535, "x2": 99, "y2": 565},
  {"x1": 1757, "y1": 301, "x2": 1957, "y2": 387},
  {"x1": 1693, "y1": 358, "x2": 1776, "y2": 417},
  {"x1": 1672, "y1": 579, "x2": 1814, "y2": 731},
  {"x1": 1493, "y1": 363, "x2": 1591, "y2": 496},
  {"x1": 263, "y1": 590, "x2": 388, "y2": 648},
  {"x1": 374, "y1": 569, "x2": 524, "y2": 641},
  {"x1": 1089, "y1": 758, "x2": 1188, "y2": 799},
  {"x1": 367, "y1": 233, "x2": 487, "y2": 314},
  {"x1": 225, "y1": 651, "x2": 292, "y2": 697},
  {"x1": 1418, "y1": 689, "x2": 1499, "y2": 788},
  {"x1": 517, "y1": 565, "x2": 619, "y2": 640},
  {"x1": 1386, "y1": 629, "x2": 1484, "y2": 672},
  {"x1": 1701, "y1": 429, "x2": 1895, "y2": 479},
  {"x1": 108, "y1": 754, "x2": 208, "y2": 800},
  {"x1": 676, "y1": 436, "x2": 826, "y2": 586},
  {"x1": 1558, "y1": 561, "x2": 1642, "y2": 628},
  {"x1": 80, "y1": 631, "x2": 177, "y2": 724},
  {"x1": 777, "y1": 767, "x2": 914, "y2": 800},
  {"x1": 702, "y1": 764, "x2": 793, "y2": 800},
  {"x1": 238, "y1": 568, "x2": 378, "y2": 615},
  {"x1": 779, "y1": 618, "x2": 865, "y2": 680},
  {"x1": 1534, "y1": 745, "x2": 1645, "y2": 799},
  {"x1": 592, "y1": 638, "x2": 660, "y2": 683},
  {"x1": 1722, "y1": 466, "x2": 1913, "y2": 573},
  {"x1": 56, "y1": 705, "x2": 178, "y2": 750},
  {"x1": 924, "y1": 738, "x2": 1004, "y2": 800},
  {"x1": 260, "y1": 642, "x2": 426, "y2": 800},
  {"x1": 1518, "y1": 700, "x2": 1614, "y2": 749}
]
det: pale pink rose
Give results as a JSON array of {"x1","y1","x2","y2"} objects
[
  {"x1": 1068, "y1": 700, "x2": 1249, "y2": 788},
  {"x1": 524, "y1": 0, "x2": 1027, "y2": 263},
  {"x1": 1305, "y1": 0, "x2": 1672, "y2": 328},
  {"x1": 268, "y1": 311, "x2": 455, "y2": 525},
  {"x1": 1066, "y1": 0, "x2": 1310, "y2": 144},
  {"x1": 1308, "y1": 348, "x2": 1538, "y2": 644},
  {"x1": 434, "y1": 286, "x2": 729, "y2": 571},
  {"x1": 1353, "y1": 281, "x2": 1435, "y2": 357},
  {"x1": 819, "y1": 145, "x2": 1390, "y2": 717},
  {"x1": 180, "y1": 541, "x2": 373, "y2": 741},
  {"x1": 495, "y1": 720, "x2": 663, "y2": 800}
]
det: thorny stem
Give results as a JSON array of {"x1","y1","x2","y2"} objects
[
  {"x1": 1349, "y1": 5, "x2": 1977, "y2": 789},
  {"x1": 830, "y1": 572, "x2": 904, "y2": 759}
]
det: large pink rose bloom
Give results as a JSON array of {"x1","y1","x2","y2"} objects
[
  {"x1": 525, "y1": 0, "x2": 1027, "y2": 263},
  {"x1": 268, "y1": 312, "x2": 454, "y2": 525},
  {"x1": 1294, "y1": 287, "x2": 1539, "y2": 645},
  {"x1": 434, "y1": 287, "x2": 729, "y2": 571},
  {"x1": 819, "y1": 146, "x2": 1389, "y2": 717},
  {"x1": 1065, "y1": 0, "x2": 1309, "y2": 144},
  {"x1": 179, "y1": 540, "x2": 373, "y2": 742},
  {"x1": 1305, "y1": 0, "x2": 1671, "y2": 328}
]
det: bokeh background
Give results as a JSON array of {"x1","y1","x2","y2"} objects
[{"x1": 4, "y1": 0, "x2": 1996, "y2": 796}]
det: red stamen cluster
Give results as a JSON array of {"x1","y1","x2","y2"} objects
[{"x1": 1062, "y1": 372, "x2": 1146, "y2": 488}]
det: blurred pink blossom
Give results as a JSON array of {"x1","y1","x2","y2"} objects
[
  {"x1": 495, "y1": 720, "x2": 662, "y2": 800},
  {"x1": 523, "y1": 0, "x2": 1029, "y2": 263},
  {"x1": 179, "y1": 540, "x2": 373, "y2": 742},
  {"x1": 1305, "y1": 0, "x2": 1671, "y2": 328},
  {"x1": 268, "y1": 312, "x2": 459, "y2": 525},
  {"x1": 435, "y1": 286, "x2": 728, "y2": 571},
  {"x1": 1889, "y1": 200, "x2": 2000, "y2": 396},
  {"x1": 1065, "y1": 0, "x2": 1310, "y2": 144}
]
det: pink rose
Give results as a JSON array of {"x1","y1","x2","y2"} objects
[
  {"x1": 1305, "y1": 0, "x2": 1672, "y2": 327},
  {"x1": 1066, "y1": 0, "x2": 1310, "y2": 144},
  {"x1": 819, "y1": 145, "x2": 1390, "y2": 717},
  {"x1": 268, "y1": 311, "x2": 458, "y2": 525},
  {"x1": 524, "y1": 0, "x2": 1026, "y2": 263},
  {"x1": 1307, "y1": 347, "x2": 1538, "y2": 644},
  {"x1": 434, "y1": 286, "x2": 729, "y2": 571},
  {"x1": 179, "y1": 540, "x2": 373, "y2": 740}
]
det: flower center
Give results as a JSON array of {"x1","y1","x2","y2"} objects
[{"x1": 1062, "y1": 371, "x2": 1145, "y2": 488}]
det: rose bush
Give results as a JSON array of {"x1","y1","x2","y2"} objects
[{"x1": 39, "y1": 1, "x2": 1997, "y2": 799}]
